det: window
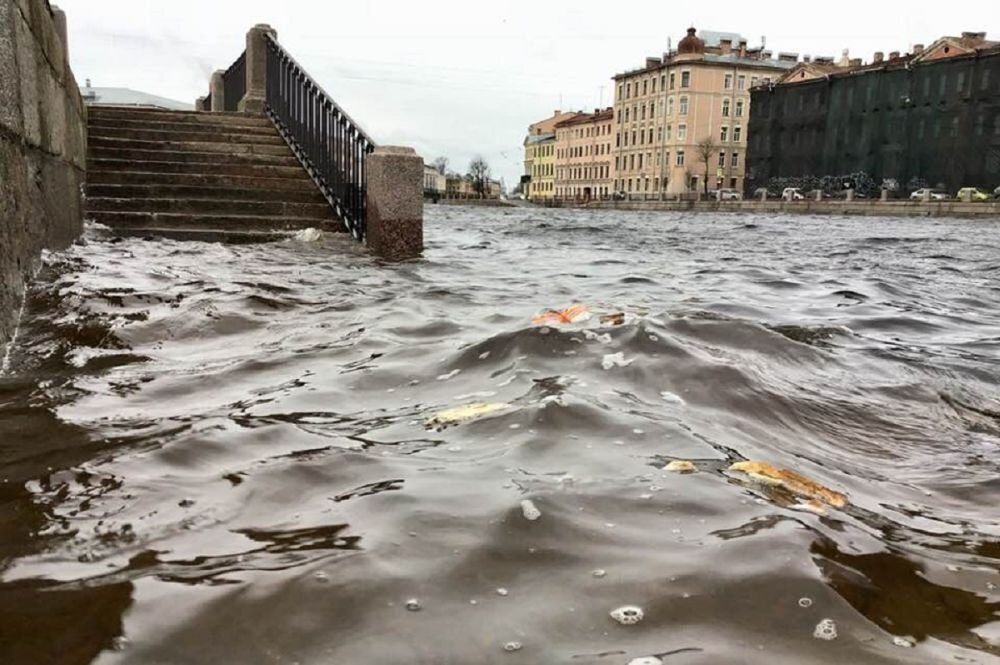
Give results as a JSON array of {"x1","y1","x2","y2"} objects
[
  {"x1": 681, "y1": 71, "x2": 691, "y2": 88},
  {"x1": 737, "y1": 75, "x2": 746, "y2": 91},
  {"x1": 616, "y1": 132, "x2": 621, "y2": 147},
  {"x1": 641, "y1": 104, "x2": 646, "y2": 120},
  {"x1": 624, "y1": 108, "x2": 630, "y2": 122},
  {"x1": 720, "y1": 126, "x2": 729, "y2": 142},
  {"x1": 951, "y1": 116, "x2": 959, "y2": 137},
  {"x1": 632, "y1": 130, "x2": 636, "y2": 144},
  {"x1": 718, "y1": 151, "x2": 726, "y2": 168},
  {"x1": 667, "y1": 97, "x2": 674, "y2": 115},
  {"x1": 939, "y1": 74, "x2": 947, "y2": 96},
  {"x1": 735, "y1": 100, "x2": 744, "y2": 117},
  {"x1": 976, "y1": 114, "x2": 985, "y2": 137},
  {"x1": 982, "y1": 69, "x2": 992, "y2": 91},
  {"x1": 678, "y1": 124, "x2": 687, "y2": 140},
  {"x1": 627, "y1": 83, "x2": 632, "y2": 98},
  {"x1": 676, "y1": 150, "x2": 685, "y2": 166},
  {"x1": 661, "y1": 74, "x2": 666, "y2": 90},
  {"x1": 638, "y1": 153, "x2": 643, "y2": 168},
  {"x1": 666, "y1": 124, "x2": 672, "y2": 140},
  {"x1": 664, "y1": 152, "x2": 670, "y2": 167},
  {"x1": 618, "y1": 84, "x2": 623, "y2": 100},
  {"x1": 648, "y1": 128, "x2": 654, "y2": 144},
  {"x1": 650, "y1": 100, "x2": 656, "y2": 116},
  {"x1": 733, "y1": 126, "x2": 742, "y2": 142},
  {"x1": 731, "y1": 152, "x2": 739, "y2": 168},
  {"x1": 679, "y1": 96, "x2": 689, "y2": 115},
  {"x1": 957, "y1": 71, "x2": 966, "y2": 93},
  {"x1": 724, "y1": 74, "x2": 733, "y2": 90},
  {"x1": 922, "y1": 77, "x2": 931, "y2": 98},
  {"x1": 669, "y1": 72, "x2": 676, "y2": 89},
  {"x1": 630, "y1": 154, "x2": 635, "y2": 170},
  {"x1": 917, "y1": 118, "x2": 926, "y2": 140},
  {"x1": 722, "y1": 99, "x2": 731, "y2": 116},
  {"x1": 751, "y1": 76, "x2": 759, "y2": 87},
  {"x1": 651, "y1": 78, "x2": 657, "y2": 94}
]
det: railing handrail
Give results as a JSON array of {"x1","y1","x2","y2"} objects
[
  {"x1": 224, "y1": 50, "x2": 246, "y2": 78},
  {"x1": 222, "y1": 51, "x2": 247, "y2": 112},
  {"x1": 263, "y1": 33, "x2": 375, "y2": 147}
]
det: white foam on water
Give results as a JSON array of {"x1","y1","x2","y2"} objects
[
  {"x1": 628, "y1": 658, "x2": 663, "y2": 665},
  {"x1": 813, "y1": 618, "x2": 838, "y2": 641},
  {"x1": 405, "y1": 598, "x2": 422, "y2": 612},
  {"x1": 503, "y1": 642, "x2": 523, "y2": 652},
  {"x1": 437, "y1": 369, "x2": 461, "y2": 381},
  {"x1": 798, "y1": 597, "x2": 813, "y2": 608},
  {"x1": 610, "y1": 605, "x2": 644, "y2": 625},
  {"x1": 892, "y1": 637, "x2": 915, "y2": 648},
  {"x1": 292, "y1": 228, "x2": 324, "y2": 242},
  {"x1": 520, "y1": 499, "x2": 541, "y2": 521},
  {"x1": 602, "y1": 353, "x2": 634, "y2": 370}
]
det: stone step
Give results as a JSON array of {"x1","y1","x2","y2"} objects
[
  {"x1": 86, "y1": 197, "x2": 334, "y2": 218},
  {"x1": 86, "y1": 184, "x2": 326, "y2": 204},
  {"x1": 88, "y1": 136, "x2": 292, "y2": 156},
  {"x1": 87, "y1": 106, "x2": 272, "y2": 127},
  {"x1": 86, "y1": 146, "x2": 300, "y2": 167},
  {"x1": 87, "y1": 127, "x2": 286, "y2": 145},
  {"x1": 106, "y1": 228, "x2": 305, "y2": 244},
  {"x1": 86, "y1": 170, "x2": 318, "y2": 190},
  {"x1": 89, "y1": 119, "x2": 278, "y2": 136},
  {"x1": 88, "y1": 158, "x2": 310, "y2": 179},
  {"x1": 87, "y1": 210, "x2": 340, "y2": 233}
]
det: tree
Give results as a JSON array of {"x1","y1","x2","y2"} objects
[
  {"x1": 468, "y1": 156, "x2": 491, "y2": 198},
  {"x1": 696, "y1": 136, "x2": 717, "y2": 199},
  {"x1": 433, "y1": 156, "x2": 449, "y2": 175}
]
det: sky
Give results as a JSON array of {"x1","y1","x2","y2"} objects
[{"x1": 57, "y1": 0, "x2": 999, "y2": 188}]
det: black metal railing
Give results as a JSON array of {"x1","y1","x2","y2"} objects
[
  {"x1": 264, "y1": 34, "x2": 375, "y2": 239},
  {"x1": 202, "y1": 93, "x2": 212, "y2": 111},
  {"x1": 223, "y1": 51, "x2": 247, "y2": 112}
]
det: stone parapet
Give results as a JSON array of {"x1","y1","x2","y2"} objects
[
  {"x1": 365, "y1": 146, "x2": 424, "y2": 260},
  {"x1": 0, "y1": 0, "x2": 85, "y2": 345}
]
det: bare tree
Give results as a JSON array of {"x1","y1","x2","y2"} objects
[
  {"x1": 696, "y1": 136, "x2": 717, "y2": 199},
  {"x1": 433, "y1": 156, "x2": 449, "y2": 175},
  {"x1": 468, "y1": 156, "x2": 491, "y2": 198}
]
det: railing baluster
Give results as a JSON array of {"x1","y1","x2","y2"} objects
[{"x1": 257, "y1": 34, "x2": 372, "y2": 239}]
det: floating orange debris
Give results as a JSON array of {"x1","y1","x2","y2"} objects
[
  {"x1": 729, "y1": 461, "x2": 848, "y2": 508},
  {"x1": 532, "y1": 304, "x2": 591, "y2": 325}
]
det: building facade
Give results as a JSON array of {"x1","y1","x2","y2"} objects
[
  {"x1": 423, "y1": 164, "x2": 447, "y2": 198},
  {"x1": 747, "y1": 33, "x2": 1000, "y2": 195},
  {"x1": 523, "y1": 111, "x2": 580, "y2": 201},
  {"x1": 555, "y1": 108, "x2": 614, "y2": 200},
  {"x1": 611, "y1": 29, "x2": 795, "y2": 198}
]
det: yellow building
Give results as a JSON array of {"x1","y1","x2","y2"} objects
[
  {"x1": 611, "y1": 29, "x2": 797, "y2": 197},
  {"x1": 523, "y1": 111, "x2": 579, "y2": 201}
]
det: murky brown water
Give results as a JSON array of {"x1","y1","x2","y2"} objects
[{"x1": 2, "y1": 207, "x2": 1000, "y2": 664}]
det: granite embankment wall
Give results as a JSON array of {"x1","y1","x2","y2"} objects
[
  {"x1": 585, "y1": 199, "x2": 1000, "y2": 219},
  {"x1": 0, "y1": 0, "x2": 85, "y2": 345}
]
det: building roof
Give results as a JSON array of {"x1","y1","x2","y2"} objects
[
  {"x1": 703, "y1": 53, "x2": 797, "y2": 69},
  {"x1": 81, "y1": 85, "x2": 192, "y2": 110},
  {"x1": 700, "y1": 31, "x2": 746, "y2": 48},
  {"x1": 555, "y1": 108, "x2": 613, "y2": 128},
  {"x1": 525, "y1": 132, "x2": 556, "y2": 145}
]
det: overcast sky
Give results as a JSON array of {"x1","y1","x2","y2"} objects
[{"x1": 58, "y1": 0, "x2": 998, "y2": 188}]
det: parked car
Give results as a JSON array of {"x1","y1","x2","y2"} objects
[
  {"x1": 782, "y1": 187, "x2": 805, "y2": 201},
  {"x1": 718, "y1": 188, "x2": 742, "y2": 201},
  {"x1": 956, "y1": 187, "x2": 990, "y2": 201},
  {"x1": 994, "y1": 186, "x2": 1000, "y2": 199},
  {"x1": 910, "y1": 188, "x2": 947, "y2": 201}
]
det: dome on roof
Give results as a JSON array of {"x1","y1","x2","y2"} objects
[{"x1": 677, "y1": 28, "x2": 705, "y2": 55}]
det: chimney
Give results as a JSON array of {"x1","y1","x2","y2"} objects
[
  {"x1": 720, "y1": 38, "x2": 732, "y2": 55},
  {"x1": 85, "y1": 77, "x2": 92, "y2": 88},
  {"x1": 803, "y1": 55, "x2": 812, "y2": 63},
  {"x1": 850, "y1": 58, "x2": 862, "y2": 67},
  {"x1": 873, "y1": 51, "x2": 884, "y2": 63},
  {"x1": 889, "y1": 51, "x2": 900, "y2": 60},
  {"x1": 739, "y1": 39, "x2": 748, "y2": 57},
  {"x1": 961, "y1": 31, "x2": 987, "y2": 44},
  {"x1": 762, "y1": 50, "x2": 773, "y2": 59},
  {"x1": 913, "y1": 43, "x2": 925, "y2": 54},
  {"x1": 778, "y1": 52, "x2": 799, "y2": 63},
  {"x1": 646, "y1": 56, "x2": 661, "y2": 68}
]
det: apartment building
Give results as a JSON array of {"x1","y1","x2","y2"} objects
[
  {"x1": 747, "y1": 33, "x2": 1000, "y2": 195},
  {"x1": 523, "y1": 111, "x2": 580, "y2": 201},
  {"x1": 554, "y1": 108, "x2": 614, "y2": 200},
  {"x1": 611, "y1": 28, "x2": 796, "y2": 197}
]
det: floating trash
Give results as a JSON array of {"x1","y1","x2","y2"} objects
[
  {"x1": 627, "y1": 658, "x2": 663, "y2": 665},
  {"x1": 610, "y1": 605, "x2": 644, "y2": 625},
  {"x1": 729, "y1": 461, "x2": 848, "y2": 508},
  {"x1": 602, "y1": 353, "x2": 634, "y2": 370},
  {"x1": 314, "y1": 572, "x2": 329, "y2": 583},
  {"x1": 665, "y1": 460, "x2": 698, "y2": 474},
  {"x1": 592, "y1": 569, "x2": 607, "y2": 578},
  {"x1": 813, "y1": 618, "x2": 838, "y2": 641},
  {"x1": 532, "y1": 304, "x2": 591, "y2": 325},
  {"x1": 600, "y1": 312, "x2": 626, "y2": 326},
  {"x1": 798, "y1": 597, "x2": 813, "y2": 608},
  {"x1": 425, "y1": 402, "x2": 510, "y2": 429},
  {"x1": 496, "y1": 588, "x2": 509, "y2": 597},
  {"x1": 503, "y1": 642, "x2": 523, "y2": 652},
  {"x1": 111, "y1": 636, "x2": 130, "y2": 652},
  {"x1": 521, "y1": 499, "x2": 542, "y2": 521},
  {"x1": 892, "y1": 637, "x2": 915, "y2": 648},
  {"x1": 405, "y1": 598, "x2": 422, "y2": 612}
]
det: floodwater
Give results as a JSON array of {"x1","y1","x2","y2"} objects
[{"x1": 2, "y1": 207, "x2": 1000, "y2": 665}]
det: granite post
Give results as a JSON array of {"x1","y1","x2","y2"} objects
[
  {"x1": 846, "y1": 189, "x2": 855, "y2": 202},
  {"x1": 209, "y1": 70, "x2": 225, "y2": 112},
  {"x1": 815, "y1": 190, "x2": 822, "y2": 202},
  {"x1": 760, "y1": 189, "x2": 767, "y2": 202},
  {"x1": 881, "y1": 189, "x2": 889, "y2": 202},
  {"x1": 239, "y1": 24, "x2": 276, "y2": 113},
  {"x1": 366, "y1": 146, "x2": 424, "y2": 260}
]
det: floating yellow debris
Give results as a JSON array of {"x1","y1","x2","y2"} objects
[
  {"x1": 425, "y1": 402, "x2": 510, "y2": 428},
  {"x1": 729, "y1": 461, "x2": 848, "y2": 508},
  {"x1": 532, "y1": 304, "x2": 591, "y2": 325},
  {"x1": 664, "y1": 460, "x2": 698, "y2": 474}
]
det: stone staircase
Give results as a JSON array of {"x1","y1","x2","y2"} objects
[{"x1": 85, "y1": 106, "x2": 337, "y2": 239}]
